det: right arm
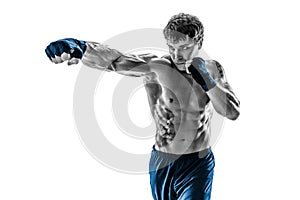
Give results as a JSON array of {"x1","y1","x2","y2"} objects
[
  {"x1": 45, "y1": 38, "x2": 157, "y2": 77},
  {"x1": 83, "y1": 41, "x2": 156, "y2": 77}
]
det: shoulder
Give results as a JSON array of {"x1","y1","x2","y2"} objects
[
  {"x1": 205, "y1": 59, "x2": 226, "y2": 80},
  {"x1": 138, "y1": 53, "x2": 158, "y2": 61},
  {"x1": 146, "y1": 54, "x2": 172, "y2": 66},
  {"x1": 137, "y1": 53, "x2": 171, "y2": 65}
]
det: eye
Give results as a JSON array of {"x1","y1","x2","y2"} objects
[
  {"x1": 182, "y1": 46, "x2": 190, "y2": 50},
  {"x1": 168, "y1": 46, "x2": 175, "y2": 51}
]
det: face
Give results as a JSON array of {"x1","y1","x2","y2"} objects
[{"x1": 166, "y1": 35, "x2": 201, "y2": 71}]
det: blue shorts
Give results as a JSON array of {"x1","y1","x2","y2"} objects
[{"x1": 149, "y1": 146, "x2": 215, "y2": 200}]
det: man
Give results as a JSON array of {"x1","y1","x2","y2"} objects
[{"x1": 45, "y1": 13, "x2": 240, "y2": 200}]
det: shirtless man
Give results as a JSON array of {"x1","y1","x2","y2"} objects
[{"x1": 45, "y1": 13, "x2": 240, "y2": 200}]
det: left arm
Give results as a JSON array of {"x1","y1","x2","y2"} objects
[
  {"x1": 206, "y1": 60, "x2": 240, "y2": 120},
  {"x1": 189, "y1": 58, "x2": 240, "y2": 120}
]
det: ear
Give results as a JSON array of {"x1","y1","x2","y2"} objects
[{"x1": 197, "y1": 39, "x2": 203, "y2": 50}]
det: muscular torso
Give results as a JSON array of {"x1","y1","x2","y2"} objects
[
  {"x1": 82, "y1": 42, "x2": 238, "y2": 154},
  {"x1": 144, "y1": 56, "x2": 213, "y2": 154}
]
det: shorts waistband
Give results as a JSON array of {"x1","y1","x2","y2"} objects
[{"x1": 152, "y1": 145, "x2": 212, "y2": 160}]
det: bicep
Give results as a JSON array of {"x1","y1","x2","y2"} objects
[
  {"x1": 110, "y1": 53, "x2": 157, "y2": 77},
  {"x1": 211, "y1": 60, "x2": 234, "y2": 92},
  {"x1": 210, "y1": 60, "x2": 240, "y2": 106}
]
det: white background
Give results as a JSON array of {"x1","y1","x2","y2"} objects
[{"x1": 1, "y1": 0, "x2": 300, "y2": 199}]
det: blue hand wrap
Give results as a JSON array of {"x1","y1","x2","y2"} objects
[
  {"x1": 189, "y1": 57, "x2": 217, "y2": 91},
  {"x1": 45, "y1": 38, "x2": 86, "y2": 60}
]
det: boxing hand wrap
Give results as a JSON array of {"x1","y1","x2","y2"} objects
[
  {"x1": 45, "y1": 38, "x2": 87, "y2": 60},
  {"x1": 189, "y1": 57, "x2": 217, "y2": 91}
]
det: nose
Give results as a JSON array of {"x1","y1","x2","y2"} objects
[{"x1": 173, "y1": 49, "x2": 183, "y2": 62}]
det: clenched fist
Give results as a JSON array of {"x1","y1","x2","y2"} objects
[{"x1": 45, "y1": 38, "x2": 86, "y2": 65}]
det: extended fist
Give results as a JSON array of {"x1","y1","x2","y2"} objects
[{"x1": 45, "y1": 38, "x2": 86, "y2": 65}]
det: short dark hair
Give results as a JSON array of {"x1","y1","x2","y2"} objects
[{"x1": 163, "y1": 13, "x2": 204, "y2": 47}]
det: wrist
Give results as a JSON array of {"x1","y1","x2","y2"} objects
[
  {"x1": 190, "y1": 57, "x2": 216, "y2": 91},
  {"x1": 75, "y1": 39, "x2": 87, "y2": 54},
  {"x1": 201, "y1": 75, "x2": 217, "y2": 91}
]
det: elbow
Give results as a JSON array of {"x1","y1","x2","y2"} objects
[
  {"x1": 226, "y1": 105, "x2": 240, "y2": 120},
  {"x1": 215, "y1": 105, "x2": 240, "y2": 120},
  {"x1": 227, "y1": 109, "x2": 240, "y2": 120},
  {"x1": 210, "y1": 94, "x2": 240, "y2": 120},
  {"x1": 226, "y1": 96, "x2": 240, "y2": 120}
]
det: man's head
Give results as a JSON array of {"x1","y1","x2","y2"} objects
[{"x1": 163, "y1": 13, "x2": 204, "y2": 70}]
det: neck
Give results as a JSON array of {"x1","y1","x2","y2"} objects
[{"x1": 176, "y1": 65, "x2": 186, "y2": 71}]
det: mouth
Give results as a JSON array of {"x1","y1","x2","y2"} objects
[{"x1": 174, "y1": 62, "x2": 185, "y2": 65}]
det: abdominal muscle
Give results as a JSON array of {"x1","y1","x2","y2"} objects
[
  {"x1": 148, "y1": 63, "x2": 213, "y2": 154},
  {"x1": 154, "y1": 97, "x2": 213, "y2": 154}
]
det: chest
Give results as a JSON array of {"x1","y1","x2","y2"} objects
[{"x1": 153, "y1": 66, "x2": 209, "y2": 111}]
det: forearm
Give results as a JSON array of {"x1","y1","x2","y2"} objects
[
  {"x1": 206, "y1": 84, "x2": 240, "y2": 120},
  {"x1": 82, "y1": 41, "x2": 123, "y2": 71},
  {"x1": 190, "y1": 59, "x2": 240, "y2": 120}
]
